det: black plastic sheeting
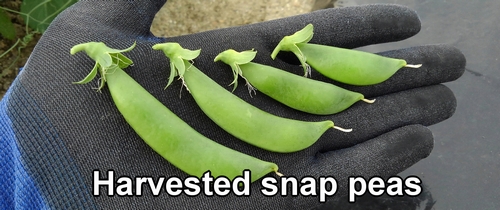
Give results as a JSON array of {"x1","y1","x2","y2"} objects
[{"x1": 316, "y1": 0, "x2": 500, "y2": 209}]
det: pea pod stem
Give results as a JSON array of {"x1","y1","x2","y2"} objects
[
  {"x1": 214, "y1": 49, "x2": 376, "y2": 115},
  {"x1": 272, "y1": 24, "x2": 422, "y2": 86},
  {"x1": 71, "y1": 42, "x2": 280, "y2": 182},
  {"x1": 153, "y1": 43, "x2": 352, "y2": 153}
]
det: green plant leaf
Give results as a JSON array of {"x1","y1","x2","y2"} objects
[
  {"x1": 0, "y1": 9, "x2": 16, "y2": 40},
  {"x1": 20, "y1": 0, "x2": 77, "y2": 33}
]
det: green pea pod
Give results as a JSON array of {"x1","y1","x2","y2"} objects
[
  {"x1": 71, "y1": 42, "x2": 280, "y2": 182},
  {"x1": 153, "y1": 43, "x2": 352, "y2": 153},
  {"x1": 214, "y1": 49, "x2": 375, "y2": 115},
  {"x1": 271, "y1": 24, "x2": 422, "y2": 86}
]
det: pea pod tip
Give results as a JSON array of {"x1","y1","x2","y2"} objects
[
  {"x1": 405, "y1": 64, "x2": 422, "y2": 68},
  {"x1": 362, "y1": 98, "x2": 376, "y2": 104},
  {"x1": 333, "y1": 126, "x2": 353, "y2": 133}
]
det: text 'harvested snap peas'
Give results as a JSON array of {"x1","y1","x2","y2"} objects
[
  {"x1": 71, "y1": 42, "x2": 281, "y2": 182},
  {"x1": 271, "y1": 24, "x2": 422, "y2": 86},
  {"x1": 153, "y1": 42, "x2": 352, "y2": 153},
  {"x1": 214, "y1": 49, "x2": 375, "y2": 115}
]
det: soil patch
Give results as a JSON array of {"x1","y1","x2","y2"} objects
[{"x1": 0, "y1": 0, "x2": 41, "y2": 99}]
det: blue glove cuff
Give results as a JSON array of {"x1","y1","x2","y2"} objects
[{"x1": 0, "y1": 85, "x2": 47, "y2": 209}]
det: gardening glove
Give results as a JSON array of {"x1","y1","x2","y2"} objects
[{"x1": 0, "y1": 0, "x2": 465, "y2": 209}]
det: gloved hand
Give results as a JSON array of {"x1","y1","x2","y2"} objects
[{"x1": 0, "y1": 1, "x2": 465, "y2": 209}]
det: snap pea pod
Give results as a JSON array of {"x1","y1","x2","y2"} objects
[
  {"x1": 71, "y1": 42, "x2": 280, "y2": 182},
  {"x1": 271, "y1": 24, "x2": 422, "y2": 86},
  {"x1": 153, "y1": 43, "x2": 352, "y2": 153},
  {"x1": 214, "y1": 49, "x2": 375, "y2": 115}
]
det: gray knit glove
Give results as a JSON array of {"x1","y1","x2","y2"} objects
[{"x1": 1, "y1": 1, "x2": 464, "y2": 209}]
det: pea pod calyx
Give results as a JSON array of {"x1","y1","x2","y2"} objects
[
  {"x1": 271, "y1": 24, "x2": 314, "y2": 77},
  {"x1": 70, "y1": 42, "x2": 136, "y2": 91},
  {"x1": 214, "y1": 49, "x2": 258, "y2": 93},
  {"x1": 152, "y1": 42, "x2": 201, "y2": 89}
]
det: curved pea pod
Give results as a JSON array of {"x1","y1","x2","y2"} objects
[
  {"x1": 271, "y1": 24, "x2": 422, "y2": 86},
  {"x1": 153, "y1": 43, "x2": 352, "y2": 153},
  {"x1": 214, "y1": 49, "x2": 375, "y2": 115},
  {"x1": 71, "y1": 42, "x2": 280, "y2": 182}
]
